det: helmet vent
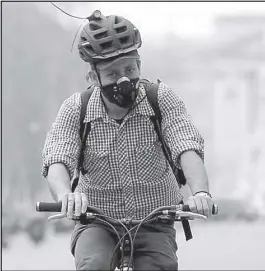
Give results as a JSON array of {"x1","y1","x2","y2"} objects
[
  {"x1": 114, "y1": 16, "x2": 122, "y2": 24},
  {"x1": 115, "y1": 26, "x2": 127, "y2": 33},
  {"x1": 94, "y1": 31, "x2": 108, "y2": 40},
  {"x1": 89, "y1": 22, "x2": 102, "y2": 31},
  {"x1": 83, "y1": 43, "x2": 92, "y2": 50},
  {"x1": 119, "y1": 36, "x2": 129, "y2": 44},
  {"x1": 100, "y1": 41, "x2": 113, "y2": 50},
  {"x1": 80, "y1": 36, "x2": 87, "y2": 42}
]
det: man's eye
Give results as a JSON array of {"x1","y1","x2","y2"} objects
[
  {"x1": 127, "y1": 68, "x2": 135, "y2": 73},
  {"x1": 108, "y1": 72, "x2": 116, "y2": 77}
]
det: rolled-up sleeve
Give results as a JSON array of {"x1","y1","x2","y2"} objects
[
  {"x1": 42, "y1": 93, "x2": 81, "y2": 179},
  {"x1": 158, "y1": 83, "x2": 204, "y2": 168}
]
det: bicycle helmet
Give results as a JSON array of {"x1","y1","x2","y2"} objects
[{"x1": 78, "y1": 10, "x2": 142, "y2": 63}]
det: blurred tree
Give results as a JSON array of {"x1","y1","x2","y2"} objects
[{"x1": 2, "y1": 2, "x2": 88, "y2": 214}]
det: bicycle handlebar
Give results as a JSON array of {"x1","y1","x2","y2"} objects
[
  {"x1": 36, "y1": 201, "x2": 218, "y2": 270},
  {"x1": 36, "y1": 201, "x2": 218, "y2": 217}
]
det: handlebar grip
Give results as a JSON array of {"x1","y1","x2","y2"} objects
[
  {"x1": 182, "y1": 204, "x2": 218, "y2": 215},
  {"x1": 36, "y1": 202, "x2": 105, "y2": 215},
  {"x1": 36, "y1": 202, "x2": 62, "y2": 212}
]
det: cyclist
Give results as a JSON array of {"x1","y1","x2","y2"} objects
[{"x1": 42, "y1": 10, "x2": 215, "y2": 270}]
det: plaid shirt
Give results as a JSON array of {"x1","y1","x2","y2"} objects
[{"x1": 42, "y1": 82, "x2": 204, "y2": 219}]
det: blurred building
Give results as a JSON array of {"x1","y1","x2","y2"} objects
[{"x1": 212, "y1": 16, "x2": 265, "y2": 213}]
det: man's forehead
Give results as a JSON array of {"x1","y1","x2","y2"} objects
[{"x1": 96, "y1": 56, "x2": 139, "y2": 71}]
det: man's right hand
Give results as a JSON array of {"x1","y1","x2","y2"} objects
[{"x1": 58, "y1": 192, "x2": 88, "y2": 219}]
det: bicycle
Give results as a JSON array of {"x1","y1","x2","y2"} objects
[{"x1": 36, "y1": 201, "x2": 218, "y2": 271}]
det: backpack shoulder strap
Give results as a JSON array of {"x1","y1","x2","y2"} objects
[
  {"x1": 144, "y1": 81, "x2": 178, "y2": 181},
  {"x1": 140, "y1": 79, "x2": 162, "y2": 122},
  {"x1": 144, "y1": 80, "x2": 192, "y2": 241},
  {"x1": 145, "y1": 83, "x2": 161, "y2": 122},
  {"x1": 145, "y1": 81, "x2": 186, "y2": 187},
  {"x1": 71, "y1": 86, "x2": 94, "y2": 192},
  {"x1": 79, "y1": 85, "x2": 94, "y2": 138}
]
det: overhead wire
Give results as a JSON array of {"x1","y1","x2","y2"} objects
[
  {"x1": 50, "y1": 2, "x2": 87, "y2": 20},
  {"x1": 50, "y1": 2, "x2": 88, "y2": 52}
]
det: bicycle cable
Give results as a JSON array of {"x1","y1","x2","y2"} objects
[
  {"x1": 110, "y1": 217, "x2": 158, "y2": 271},
  {"x1": 126, "y1": 212, "x2": 161, "y2": 269},
  {"x1": 95, "y1": 217, "x2": 122, "y2": 242},
  {"x1": 93, "y1": 217, "x2": 123, "y2": 271},
  {"x1": 130, "y1": 207, "x2": 176, "y2": 247},
  {"x1": 93, "y1": 214, "x2": 134, "y2": 271},
  {"x1": 131, "y1": 210, "x2": 163, "y2": 246},
  {"x1": 110, "y1": 209, "x2": 174, "y2": 269}
]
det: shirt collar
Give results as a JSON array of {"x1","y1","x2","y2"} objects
[{"x1": 84, "y1": 86, "x2": 107, "y2": 122}]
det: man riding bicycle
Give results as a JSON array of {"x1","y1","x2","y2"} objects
[{"x1": 42, "y1": 10, "x2": 215, "y2": 270}]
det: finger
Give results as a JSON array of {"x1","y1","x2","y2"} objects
[
  {"x1": 81, "y1": 193, "x2": 88, "y2": 214},
  {"x1": 67, "y1": 193, "x2": 75, "y2": 219},
  {"x1": 187, "y1": 197, "x2": 197, "y2": 213},
  {"x1": 74, "y1": 192, "x2": 82, "y2": 217},
  {"x1": 195, "y1": 197, "x2": 203, "y2": 215},
  {"x1": 201, "y1": 197, "x2": 210, "y2": 217},
  {"x1": 206, "y1": 198, "x2": 214, "y2": 215},
  {"x1": 59, "y1": 194, "x2": 68, "y2": 216}
]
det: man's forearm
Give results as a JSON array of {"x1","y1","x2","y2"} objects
[
  {"x1": 47, "y1": 163, "x2": 72, "y2": 202},
  {"x1": 180, "y1": 150, "x2": 209, "y2": 194}
]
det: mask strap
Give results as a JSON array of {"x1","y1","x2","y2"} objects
[{"x1": 93, "y1": 65, "x2": 103, "y2": 88}]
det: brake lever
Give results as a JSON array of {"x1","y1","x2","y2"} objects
[
  {"x1": 48, "y1": 214, "x2": 66, "y2": 221},
  {"x1": 175, "y1": 211, "x2": 207, "y2": 221},
  {"x1": 47, "y1": 214, "x2": 83, "y2": 221},
  {"x1": 47, "y1": 212, "x2": 97, "y2": 222}
]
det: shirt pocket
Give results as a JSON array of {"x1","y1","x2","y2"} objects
[
  {"x1": 84, "y1": 149, "x2": 113, "y2": 188},
  {"x1": 135, "y1": 142, "x2": 167, "y2": 183}
]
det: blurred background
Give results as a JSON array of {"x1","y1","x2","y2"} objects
[{"x1": 2, "y1": 2, "x2": 265, "y2": 270}]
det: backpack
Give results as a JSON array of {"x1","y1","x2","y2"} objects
[{"x1": 71, "y1": 80, "x2": 192, "y2": 240}]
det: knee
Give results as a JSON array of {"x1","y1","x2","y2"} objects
[
  {"x1": 164, "y1": 259, "x2": 178, "y2": 271},
  {"x1": 162, "y1": 253, "x2": 178, "y2": 271},
  {"x1": 75, "y1": 254, "x2": 112, "y2": 271}
]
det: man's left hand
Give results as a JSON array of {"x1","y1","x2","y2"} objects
[{"x1": 187, "y1": 192, "x2": 215, "y2": 217}]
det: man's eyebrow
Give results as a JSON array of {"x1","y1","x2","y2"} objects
[
  {"x1": 102, "y1": 67, "x2": 117, "y2": 73},
  {"x1": 125, "y1": 64, "x2": 136, "y2": 69}
]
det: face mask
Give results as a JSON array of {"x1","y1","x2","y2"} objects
[{"x1": 101, "y1": 77, "x2": 139, "y2": 108}]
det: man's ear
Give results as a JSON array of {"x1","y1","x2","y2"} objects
[{"x1": 87, "y1": 69, "x2": 100, "y2": 86}]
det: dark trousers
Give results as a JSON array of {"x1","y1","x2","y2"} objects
[{"x1": 70, "y1": 221, "x2": 178, "y2": 270}]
